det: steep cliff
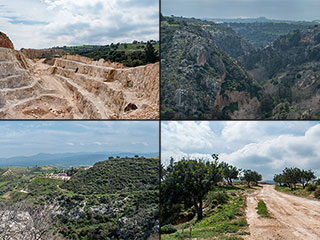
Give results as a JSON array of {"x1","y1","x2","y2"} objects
[
  {"x1": 161, "y1": 16, "x2": 261, "y2": 119},
  {"x1": 0, "y1": 44, "x2": 159, "y2": 119}
]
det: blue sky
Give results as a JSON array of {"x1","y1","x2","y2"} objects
[
  {"x1": 0, "y1": 121, "x2": 159, "y2": 158},
  {"x1": 0, "y1": 0, "x2": 159, "y2": 49},
  {"x1": 162, "y1": 0, "x2": 320, "y2": 21},
  {"x1": 162, "y1": 121, "x2": 320, "y2": 180}
]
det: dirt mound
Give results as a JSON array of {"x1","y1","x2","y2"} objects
[
  {"x1": 0, "y1": 48, "x2": 159, "y2": 119},
  {"x1": 0, "y1": 32, "x2": 14, "y2": 49}
]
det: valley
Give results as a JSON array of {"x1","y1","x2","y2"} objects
[{"x1": 161, "y1": 15, "x2": 320, "y2": 119}]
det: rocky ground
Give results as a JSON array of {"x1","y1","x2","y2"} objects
[{"x1": 0, "y1": 33, "x2": 159, "y2": 119}]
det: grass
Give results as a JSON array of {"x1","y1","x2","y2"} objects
[
  {"x1": 256, "y1": 200, "x2": 269, "y2": 217},
  {"x1": 0, "y1": 181, "x2": 9, "y2": 187},
  {"x1": 162, "y1": 186, "x2": 250, "y2": 240},
  {"x1": 275, "y1": 185, "x2": 319, "y2": 200}
]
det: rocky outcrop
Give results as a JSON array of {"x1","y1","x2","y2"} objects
[
  {"x1": 0, "y1": 49, "x2": 159, "y2": 119},
  {"x1": 0, "y1": 32, "x2": 14, "y2": 49},
  {"x1": 161, "y1": 16, "x2": 261, "y2": 119},
  {"x1": 21, "y1": 48, "x2": 65, "y2": 60}
]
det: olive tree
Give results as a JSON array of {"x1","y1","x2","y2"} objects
[{"x1": 161, "y1": 154, "x2": 223, "y2": 220}]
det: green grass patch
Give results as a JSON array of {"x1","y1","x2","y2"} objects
[{"x1": 256, "y1": 200, "x2": 269, "y2": 217}]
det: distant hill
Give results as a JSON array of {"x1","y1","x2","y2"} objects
[
  {"x1": 220, "y1": 21, "x2": 314, "y2": 48},
  {"x1": 0, "y1": 152, "x2": 158, "y2": 168},
  {"x1": 203, "y1": 16, "x2": 273, "y2": 23}
]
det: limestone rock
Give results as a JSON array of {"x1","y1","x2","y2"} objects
[{"x1": 0, "y1": 32, "x2": 14, "y2": 49}]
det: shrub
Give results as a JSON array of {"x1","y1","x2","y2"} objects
[
  {"x1": 160, "y1": 224, "x2": 177, "y2": 234},
  {"x1": 314, "y1": 188, "x2": 320, "y2": 199},
  {"x1": 207, "y1": 191, "x2": 228, "y2": 207},
  {"x1": 307, "y1": 184, "x2": 316, "y2": 192}
]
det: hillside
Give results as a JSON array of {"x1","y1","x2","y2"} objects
[
  {"x1": 161, "y1": 15, "x2": 320, "y2": 119},
  {"x1": 63, "y1": 156, "x2": 159, "y2": 194},
  {"x1": 161, "y1": 16, "x2": 262, "y2": 120},
  {"x1": 220, "y1": 21, "x2": 314, "y2": 48},
  {"x1": 242, "y1": 25, "x2": 320, "y2": 119},
  {"x1": 0, "y1": 157, "x2": 159, "y2": 239}
]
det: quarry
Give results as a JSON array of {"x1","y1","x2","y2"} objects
[{"x1": 0, "y1": 32, "x2": 159, "y2": 119}]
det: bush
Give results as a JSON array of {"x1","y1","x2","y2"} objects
[
  {"x1": 207, "y1": 191, "x2": 228, "y2": 207},
  {"x1": 160, "y1": 224, "x2": 177, "y2": 234},
  {"x1": 316, "y1": 179, "x2": 320, "y2": 186},
  {"x1": 314, "y1": 188, "x2": 320, "y2": 199},
  {"x1": 307, "y1": 184, "x2": 316, "y2": 192}
]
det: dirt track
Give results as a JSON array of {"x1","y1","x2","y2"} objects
[{"x1": 245, "y1": 184, "x2": 320, "y2": 240}]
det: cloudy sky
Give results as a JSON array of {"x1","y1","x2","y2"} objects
[
  {"x1": 0, "y1": 121, "x2": 159, "y2": 158},
  {"x1": 0, "y1": 0, "x2": 159, "y2": 49},
  {"x1": 162, "y1": 121, "x2": 320, "y2": 180},
  {"x1": 162, "y1": 0, "x2": 320, "y2": 21}
]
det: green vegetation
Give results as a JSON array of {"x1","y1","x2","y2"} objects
[
  {"x1": 273, "y1": 168, "x2": 316, "y2": 190},
  {"x1": 223, "y1": 22, "x2": 314, "y2": 48},
  {"x1": 0, "y1": 157, "x2": 159, "y2": 239},
  {"x1": 160, "y1": 15, "x2": 262, "y2": 120},
  {"x1": 161, "y1": 155, "x2": 262, "y2": 239},
  {"x1": 161, "y1": 185, "x2": 249, "y2": 240},
  {"x1": 256, "y1": 200, "x2": 269, "y2": 217},
  {"x1": 161, "y1": 15, "x2": 320, "y2": 120},
  {"x1": 55, "y1": 41, "x2": 159, "y2": 67},
  {"x1": 241, "y1": 169, "x2": 262, "y2": 187},
  {"x1": 274, "y1": 167, "x2": 320, "y2": 200}
]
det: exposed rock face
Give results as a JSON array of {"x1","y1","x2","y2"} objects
[
  {"x1": 0, "y1": 49, "x2": 159, "y2": 119},
  {"x1": 161, "y1": 16, "x2": 261, "y2": 119},
  {"x1": 0, "y1": 32, "x2": 14, "y2": 49},
  {"x1": 21, "y1": 48, "x2": 65, "y2": 59}
]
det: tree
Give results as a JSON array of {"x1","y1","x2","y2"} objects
[
  {"x1": 161, "y1": 155, "x2": 223, "y2": 220},
  {"x1": 273, "y1": 174, "x2": 285, "y2": 186},
  {"x1": 144, "y1": 41, "x2": 158, "y2": 64},
  {"x1": 300, "y1": 170, "x2": 316, "y2": 189},
  {"x1": 241, "y1": 169, "x2": 262, "y2": 187},
  {"x1": 220, "y1": 162, "x2": 239, "y2": 185},
  {"x1": 282, "y1": 167, "x2": 301, "y2": 190}
]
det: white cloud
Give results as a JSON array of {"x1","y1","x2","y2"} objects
[
  {"x1": 161, "y1": 121, "x2": 320, "y2": 179},
  {"x1": 0, "y1": 0, "x2": 158, "y2": 49}
]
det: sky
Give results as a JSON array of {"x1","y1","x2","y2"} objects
[
  {"x1": 0, "y1": 121, "x2": 159, "y2": 158},
  {"x1": 161, "y1": 121, "x2": 320, "y2": 180},
  {"x1": 0, "y1": 0, "x2": 159, "y2": 49},
  {"x1": 162, "y1": 0, "x2": 320, "y2": 21}
]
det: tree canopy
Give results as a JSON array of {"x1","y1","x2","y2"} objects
[{"x1": 161, "y1": 155, "x2": 223, "y2": 220}]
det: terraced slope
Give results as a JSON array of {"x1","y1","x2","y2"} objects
[{"x1": 0, "y1": 48, "x2": 159, "y2": 119}]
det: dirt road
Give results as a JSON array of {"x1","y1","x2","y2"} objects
[{"x1": 245, "y1": 184, "x2": 320, "y2": 240}]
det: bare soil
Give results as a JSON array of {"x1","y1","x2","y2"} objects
[{"x1": 245, "y1": 184, "x2": 320, "y2": 240}]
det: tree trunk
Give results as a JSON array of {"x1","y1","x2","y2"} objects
[{"x1": 193, "y1": 198, "x2": 203, "y2": 220}]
